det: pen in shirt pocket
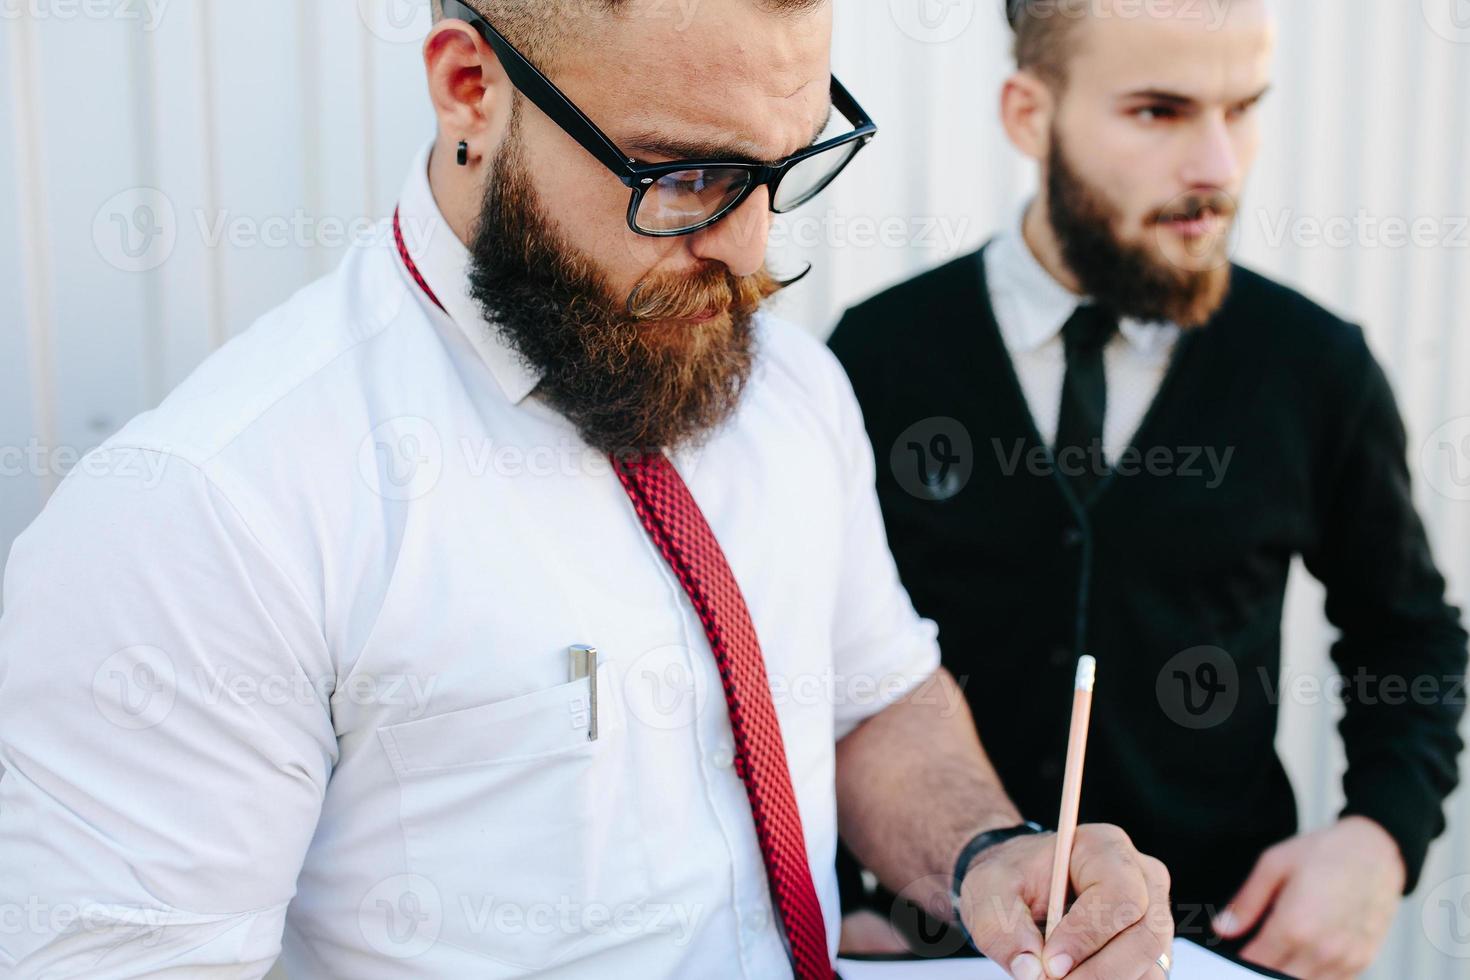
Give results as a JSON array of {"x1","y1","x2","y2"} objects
[{"x1": 570, "y1": 644, "x2": 598, "y2": 741}]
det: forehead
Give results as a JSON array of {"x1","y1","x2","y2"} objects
[
  {"x1": 553, "y1": 0, "x2": 834, "y2": 160},
  {"x1": 1068, "y1": 0, "x2": 1275, "y2": 99}
]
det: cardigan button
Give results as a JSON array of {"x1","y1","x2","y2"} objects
[
  {"x1": 1050, "y1": 648, "x2": 1070, "y2": 667},
  {"x1": 1041, "y1": 757, "x2": 1062, "y2": 780},
  {"x1": 1062, "y1": 527, "x2": 1085, "y2": 549}
]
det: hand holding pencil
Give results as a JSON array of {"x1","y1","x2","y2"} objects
[{"x1": 952, "y1": 656, "x2": 1175, "y2": 980}]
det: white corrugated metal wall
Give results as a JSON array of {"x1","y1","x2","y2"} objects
[{"x1": 2, "y1": 2, "x2": 1467, "y2": 976}]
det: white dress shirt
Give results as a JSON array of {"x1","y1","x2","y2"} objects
[
  {"x1": 0, "y1": 143, "x2": 941, "y2": 979},
  {"x1": 984, "y1": 206, "x2": 1181, "y2": 462}
]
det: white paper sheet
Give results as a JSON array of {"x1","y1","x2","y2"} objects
[{"x1": 837, "y1": 939, "x2": 1281, "y2": 978}]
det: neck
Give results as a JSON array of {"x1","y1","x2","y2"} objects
[
  {"x1": 427, "y1": 134, "x2": 482, "y2": 248},
  {"x1": 1021, "y1": 195, "x2": 1084, "y2": 296}
]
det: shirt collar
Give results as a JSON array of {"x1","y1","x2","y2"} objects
[
  {"x1": 395, "y1": 141, "x2": 542, "y2": 405},
  {"x1": 988, "y1": 200, "x2": 1179, "y2": 357}
]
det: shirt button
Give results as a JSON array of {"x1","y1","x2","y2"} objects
[
  {"x1": 1063, "y1": 527, "x2": 1085, "y2": 549},
  {"x1": 712, "y1": 745, "x2": 735, "y2": 769},
  {"x1": 1041, "y1": 757, "x2": 1062, "y2": 781},
  {"x1": 1050, "y1": 648, "x2": 1070, "y2": 667}
]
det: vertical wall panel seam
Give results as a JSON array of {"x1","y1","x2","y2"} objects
[
  {"x1": 1388, "y1": 12, "x2": 1431, "y2": 375},
  {"x1": 299, "y1": 1, "x2": 324, "y2": 280},
  {"x1": 10, "y1": 13, "x2": 57, "y2": 498},
  {"x1": 195, "y1": 2, "x2": 226, "y2": 348},
  {"x1": 1335, "y1": 0, "x2": 1370, "y2": 320},
  {"x1": 132, "y1": 18, "x2": 164, "y2": 406},
  {"x1": 361, "y1": 27, "x2": 378, "y2": 220}
]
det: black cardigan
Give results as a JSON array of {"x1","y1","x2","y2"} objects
[{"x1": 828, "y1": 246, "x2": 1467, "y2": 928}]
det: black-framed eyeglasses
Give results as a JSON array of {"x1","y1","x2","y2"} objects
[{"x1": 440, "y1": 0, "x2": 878, "y2": 238}]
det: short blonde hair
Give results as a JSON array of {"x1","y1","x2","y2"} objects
[{"x1": 1007, "y1": 0, "x2": 1095, "y2": 89}]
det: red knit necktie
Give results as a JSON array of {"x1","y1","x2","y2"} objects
[
  {"x1": 612, "y1": 451, "x2": 832, "y2": 980},
  {"x1": 393, "y1": 208, "x2": 831, "y2": 976}
]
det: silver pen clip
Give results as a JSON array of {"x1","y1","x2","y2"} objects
[{"x1": 569, "y1": 644, "x2": 598, "y2": 741}]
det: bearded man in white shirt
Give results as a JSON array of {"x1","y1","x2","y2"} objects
[{"x1": 0, "y1": 2, "x2": 1171, "y2": 978}]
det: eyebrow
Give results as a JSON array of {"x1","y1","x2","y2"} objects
[
  {"x1": 1119, "y1": 89, "x2": 1198, "y2": 105},
  {"x1": 1119, "y1": 85, "x2": 1272, "y2": 106},
  {"x1": 623, "y1": 103, "x2": 836, "y2": 165}
]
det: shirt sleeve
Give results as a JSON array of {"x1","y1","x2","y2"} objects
[
  {"x1": 820, "y1": 348, "x2": 943, "y2": 741},
  {"x1": 1301, "y1": 339, "x2": 1469, "y2": 894},
  {"x1": 0, "y1": 448, "x2": 336, "y2": 976}
]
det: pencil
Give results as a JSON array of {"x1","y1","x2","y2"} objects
[{"x1": 1044, "y1": 654, "x2": 1097, "y2": 941}]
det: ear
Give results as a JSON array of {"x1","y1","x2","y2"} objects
[
  {"x1": 422, "y1": 18, "x2": 514, "y2": 160},
  {"x1": 999, "y1": 69, "x2": 1053, "y2": 163}
]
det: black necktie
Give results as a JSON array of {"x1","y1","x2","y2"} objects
[{"x1": 1054, "y1": 305, "x2": 1118, "y2": 498}]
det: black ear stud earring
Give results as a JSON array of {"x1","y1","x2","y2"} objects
[{"x1": 456, "y1": 140, "x2": 469, "y2": 166}]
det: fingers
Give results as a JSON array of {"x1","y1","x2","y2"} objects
[
  {"x1": 1241, "y1": 901, "x2": 1372, "y2": 980},
  {"x1": 957, "y1": 827, "x2": 1174, "y2": 980},
  {"x1": 1038, "y1": 824, "x2": 1155, "y2": 976},
  {"x1": 1215, "y1": 844, "x2": 1293, "y2": 938},
  {"x1": 962, "y1": 881, "x2": 1047, "y2": 978},
  {"x1": 1277, "y1": 948, "x2": 1352, "y2": 980},
  {"x1": 1236, "y1": 904, "x2": 1289, "y2": 968},
  {"x1": 1139, "y1": 855, "x2": 1175, "y2": 960},
  {"x1": 1051, "y1": 850, "x2": 1174, "y2": 980},
  {"x1": 1224, "y1": 823, "x2": 1398, "y2": 977},
  {"x1": 956, "y1": 846, "x2": 1049, "y2": 980}
]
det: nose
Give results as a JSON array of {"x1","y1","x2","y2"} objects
[
  {"x1": 1180, "y1": 112, "x2": 1240, "y2": 191},
  {"x1": 686, "y1": 186, "x2": 772, "y2": 278}
]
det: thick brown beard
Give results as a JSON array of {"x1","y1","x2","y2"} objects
[
  {"x1": 1046, "y1": 129, "x2": 1234, "y2": 328},
  {"x1": 465, "y1": 127, "x2": 783, "y2": 457}
]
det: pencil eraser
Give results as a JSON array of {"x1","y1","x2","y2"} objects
[{"x1": 1076, "y1": 655, "x2": 1096, "y2": 691}]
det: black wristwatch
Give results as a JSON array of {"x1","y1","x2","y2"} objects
[{"x1": 950, "y1": 820, "x2": 1048, "y2": 908}]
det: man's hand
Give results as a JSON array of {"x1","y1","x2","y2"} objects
[
  {"x1": 1214, "y1": 817, "x2": 1405, "y2": 979},
  {"x1": 957, "y1": 824, "x2": 1173, "y2": 980}
]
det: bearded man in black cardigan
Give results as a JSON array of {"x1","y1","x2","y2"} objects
[{"x1": 829, "y1": 3, "x2": 1468, "y2": 978}]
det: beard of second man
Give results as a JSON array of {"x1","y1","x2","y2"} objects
[{"x1": 1046, "y1": 126, "x2": 1237, "y2": 328}]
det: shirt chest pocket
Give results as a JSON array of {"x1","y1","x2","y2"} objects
[{"x1": 377, "y1": 661, "x2": 653, "y2": 971}]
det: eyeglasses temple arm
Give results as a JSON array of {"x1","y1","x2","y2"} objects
[
  {"x1": 439, "y1": 0, "x2": 638, "y2": 184},
  {"x1": 830, "y1": 75, "x2": 875, "y2": 131}
]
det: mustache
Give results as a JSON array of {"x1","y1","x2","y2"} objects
[
  {"x1": 1152, "y1": 191, "x2": 1237, "y2": 224},
  {"x1": 624, "y1": 263, "x2": 809, "y2": 321}
]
